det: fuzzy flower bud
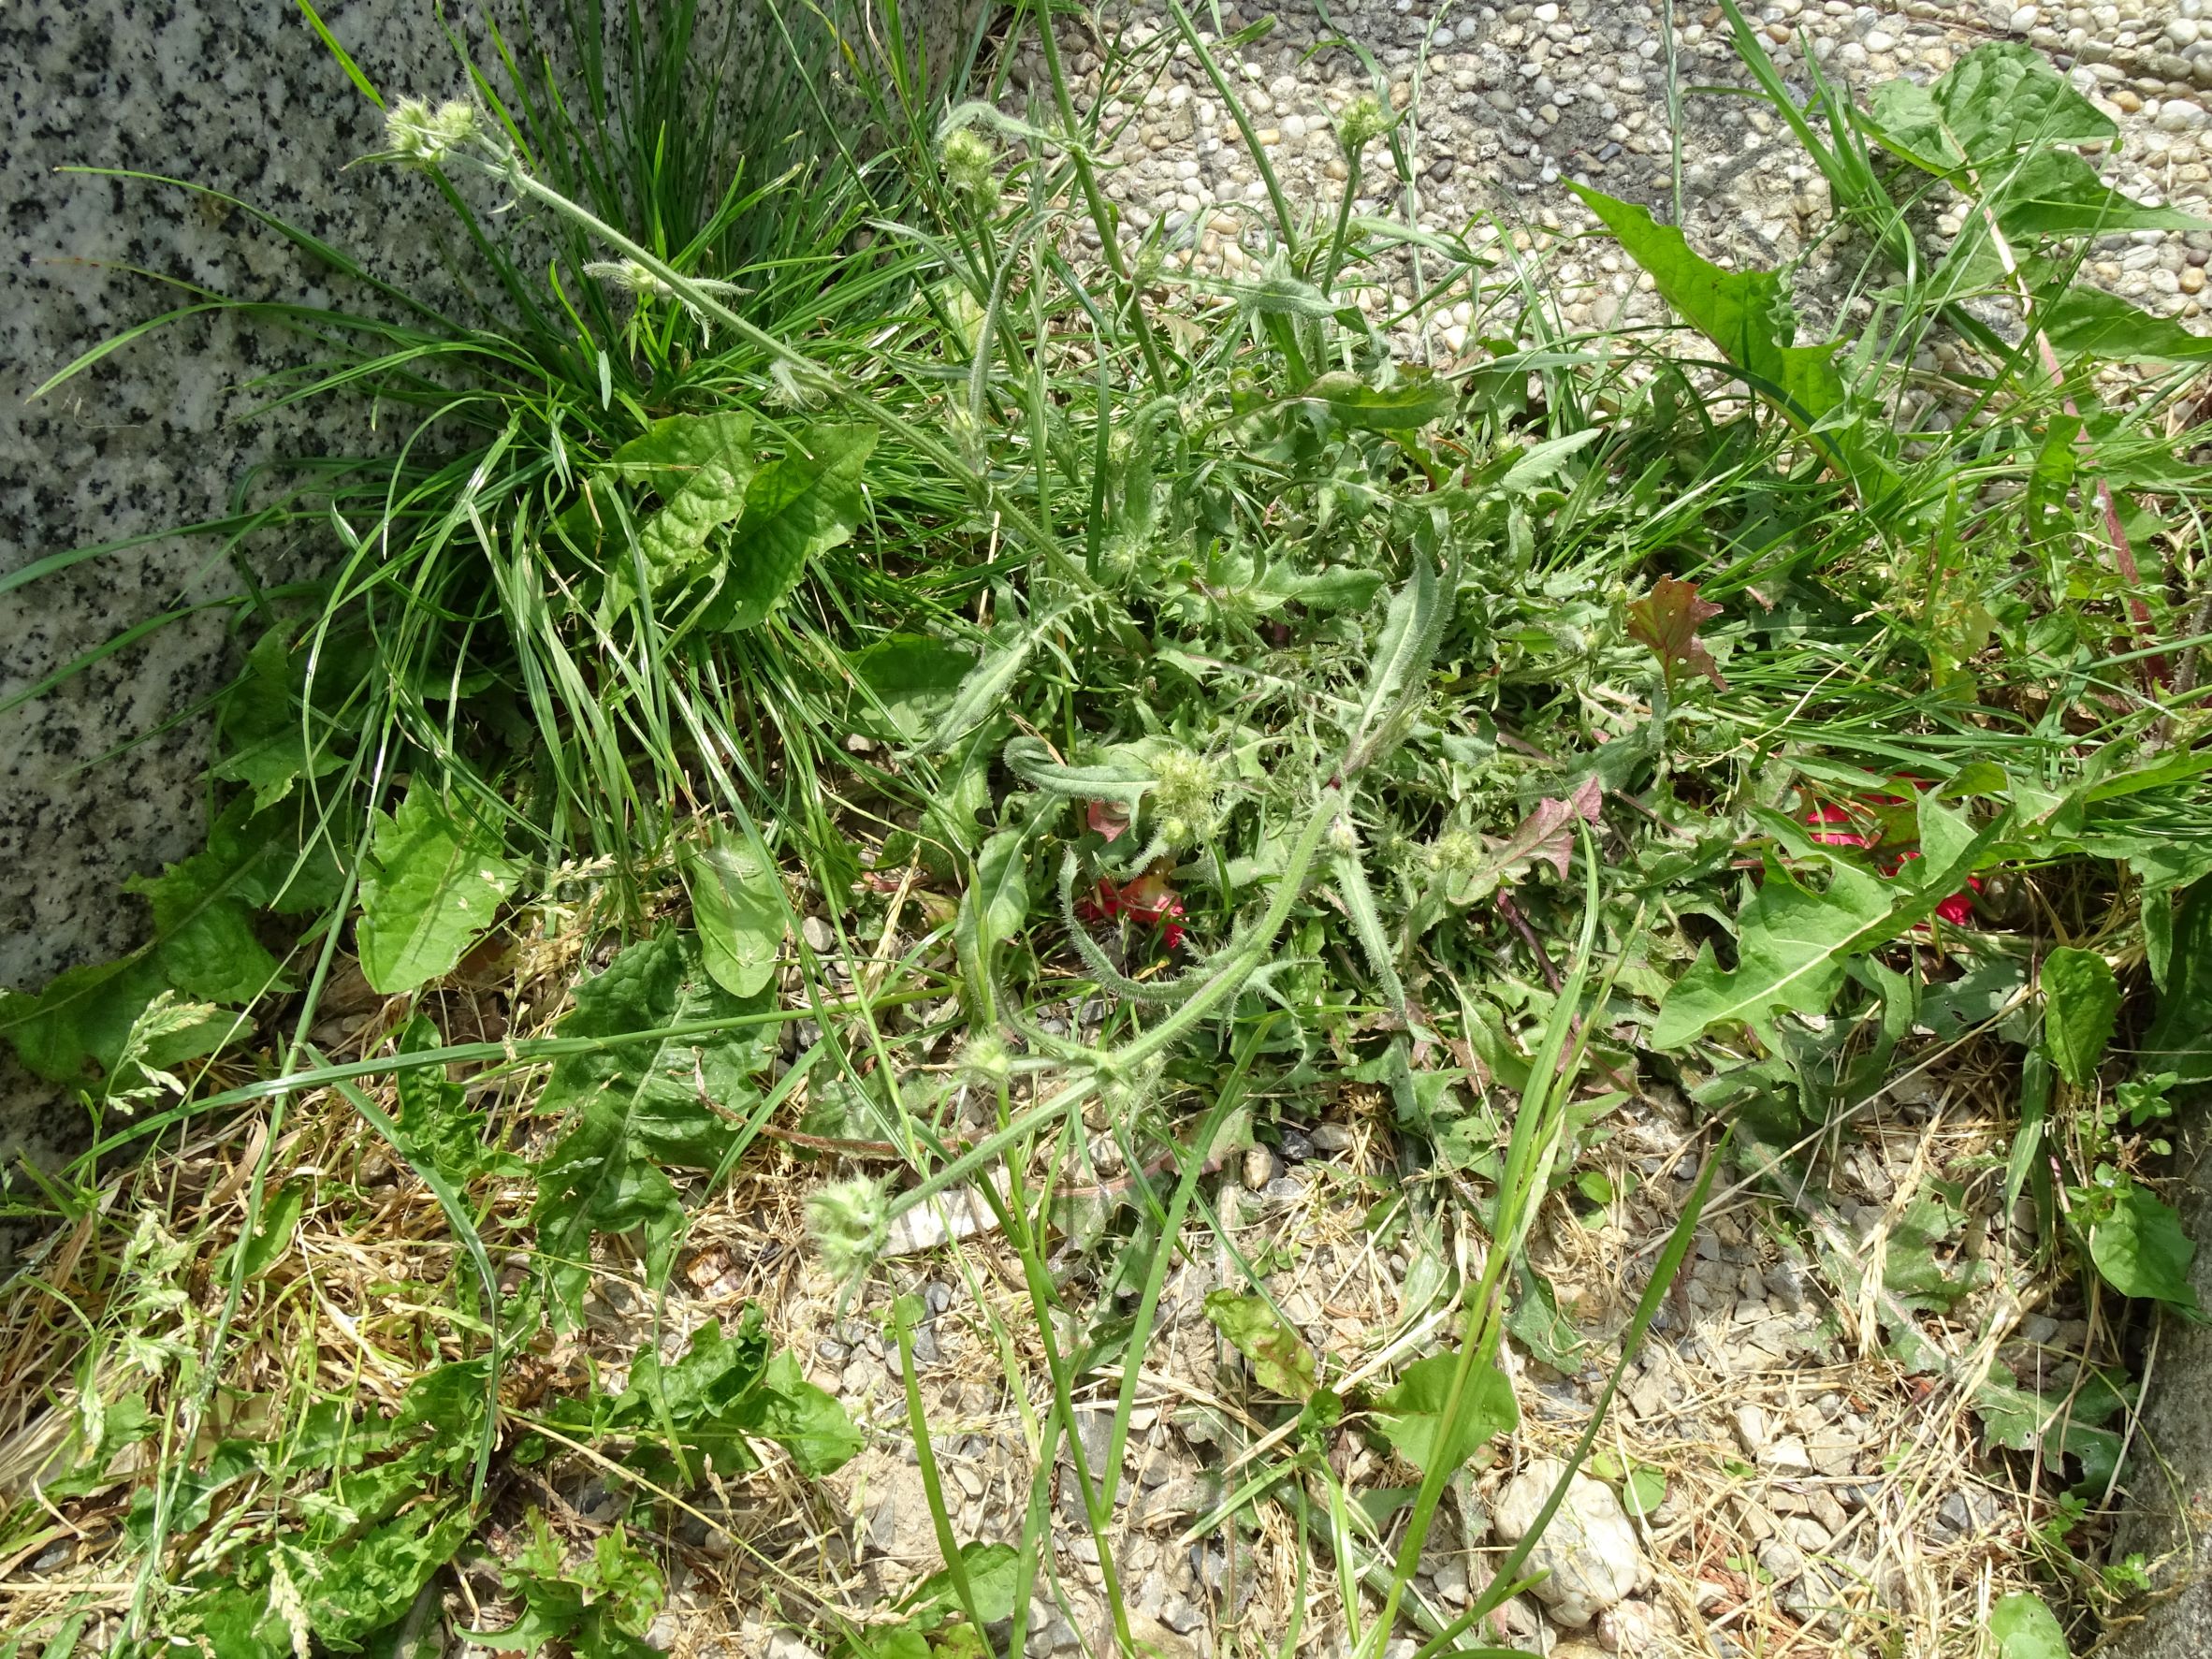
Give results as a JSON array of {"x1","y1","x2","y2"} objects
[
  {"x1": 1327, "y1": 814, "x2": 1361, "y2": 856},
  {"x1": 1338, "y1": 94, "x2": 1390, "y2": 160},
  {"x1": 385, "y1": 97, "x2": 481, "y2": 168},
  {"x1": 1149, "y1": 748, "x2": 1219, "y2": 847},
  {"x1": 1430, "y1": 828, "x2": 1484, "y2": 875},
  {"x1": 807, "y1": 1175, "x2": 889, "y2": 1282},
  {"x1": 957, "y1": 1029, "x2": 1013, "y2": 1087},
  {"x1": 941, "y1": 127, "x2": 1001, "y2": 210}
]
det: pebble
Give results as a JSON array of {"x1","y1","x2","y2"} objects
[{"x1": 1493, "y1": 1459, "x2": 1649, "y2": 1626}]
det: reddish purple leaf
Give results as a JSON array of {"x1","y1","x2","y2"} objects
[{"x1": 1627, "y1": 576, "x2": 1727, "y2": 691}]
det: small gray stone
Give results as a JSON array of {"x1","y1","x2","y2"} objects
[{"x1": 1492, "y1": 1458, "x2": 1648, "y2": 1626}]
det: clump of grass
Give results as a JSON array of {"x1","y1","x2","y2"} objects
[{"x1": 3, "y1": 3, "x2": 2209, "y2": 1656}]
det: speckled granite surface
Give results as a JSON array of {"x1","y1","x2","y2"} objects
[
  {"x1": 0, "y1": 0, "x2": 978, "y2": 1162},
  {"x1": 0, "y1": 0, "x2": 523, "y2": 1160}
]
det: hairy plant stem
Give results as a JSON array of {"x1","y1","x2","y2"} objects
[
  {"x1": 1026, "y1": 0, "x2": 1172, "y2": 394},
  {"x1": 884, "y1": 784, "x2": 1344, "y2": 1225}
]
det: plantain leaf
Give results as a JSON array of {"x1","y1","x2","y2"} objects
[
  {"x1": 1374, "y1": 1350, "x2": 1519, "y2": 1473},
  {"x1": 603, "y1": 411, "x2": 756, "y2": 598},
  {"x1": 356, "y1": 784, "x2": 519, "y2": 995},
  {"x1": 2088, "y1": 1184, "x2": 2198, "y2": 1310},
  {"x1": 681, "y1": 829, "x2": 786, "y2": 998},
  {"x1": 1863, "y1": 42, "x2": 2112, "y2": 172},
  {"x1": 968, "y1": 832, "x2": 1030, "y2": 958},
  {"x1": 1989, "y1": 1592, "x2": 2070, "y2": 1659},
  {"x1": 2040, "y1": 946, "x2": 2119, "y2": 1089}
]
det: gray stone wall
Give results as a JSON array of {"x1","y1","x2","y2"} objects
[
  {"x1": 0, "y1": 1, "x2": 496, "y2": 997},
  {"x1": 0, "y1": 0, "x2": 981, "y2": 1158}
]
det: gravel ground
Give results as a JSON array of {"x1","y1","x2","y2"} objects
[{"x1": 1001, "y1": 0, "x2": 2212, "y2": 357}]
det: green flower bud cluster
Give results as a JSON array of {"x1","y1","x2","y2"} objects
[
  {"x1": 807, "y1": 1175, "x2": 889, "y2": 1282},
  {"x1": 1149, "y1": 748, "x2": 1220, "y2": 846},
  {"x1": 941, "y1": 127, "x2": 1002, "y2": 212},
  {"x1": 1338, "y1": 94, "x2": 1390, "y2": 160},
  {"x1": 385, "y1": 97, "x2": 482, "y2": 168}
]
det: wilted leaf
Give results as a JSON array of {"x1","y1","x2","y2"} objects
[
  {"x1": 1374, "y1": 1350, "x2": 1519, "y2": 1473},
  {"x1": 1203, "y1": 1290, "x2": 1318, "y2": 1400},
  {"x1": 1455, "y1": 777, "x2": 1604, "y2": 902},
  {"x1": 1625, "y1": 576, "x2": 1726, "y2": 692},
  {"x1": 357, "y1": 784, "x2": 519, "y2": 995}
]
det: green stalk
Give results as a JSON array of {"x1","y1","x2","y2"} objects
[
  {"x1": 894, "y1": 1294, "x2": 992, "y2": 1645},
  {"x1": 1024, "y1": 0, "x2": 1172, "y2": 393}
]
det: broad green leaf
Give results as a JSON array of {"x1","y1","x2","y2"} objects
[
  {"x1": 1569, "y1": 187, "x2": 1845, "y2": 428},
  {"x1": 1865, "y1": 43, "x2": 2112, "y2": 174},
  {"x1": 1001, "y1": 735, "x2": 1157, "y2": 807},
  {"x1": 1203, "y1": 1290, "x2": 1318, "y2": 1400},
  {"x1": 704, "y1": 426, "x2": 875, "y2": 631},
  {"x1": 356, "y1": 785, "x2": 519, "y2": 995},
  {"x1": 236, "y1": 1182, "x2": 304, "y2": 1278},
  {"x1": 394, "y1": 1013, "x2": 517, "y2": 1183},
  {"x1": 1622, "y1": 1464, "x2": 1667, "y2": 1519},
  {"x1": 123, "y1": 796, "x2": 328, "y2": 1004},
  {"x1": 1374, "y1": 1350, "x2": 1519, "y2": 1473},
  {"x1": 604, "y1": 411, "x2": 756, "y2": 594},
  {"x1": 553, "y1": 1307, "x2": 861, "y2": 1484},
  {"x1": 0, "y1": 955, "x2": 233, "y2": 1085},
  {"x1": 898, "y1": 1541, "x2": 1024, "y2": 1630},
  {"x1": 1652, "y1": 857, "x2": 1894, "y2": 1048},
  {"x1": 1302, "y1": 369, "x2": 1455, "y2": 430},
  {"x1": 1881, "y1": 1186, "x2": 1993, "y2": 1312},
  {"x1": 1655, "y1": 803, "x2": 2005, "y2": 1048},
  {"x1": 968, "y1": 832, "x2": 1030, "y2": 958},
  {"x1": 1500, "y1": 428, "x2": 1603, "y2": 493},
  {"x1": 2042, "y1": 284, "x2": 2212, "y2": 364},
  {"x1": 1990, "y1": 1592, "x2": 2070, "y2": 1659},
  {"x1": 1994, "y1": 151, "x2": 2209, "y2": 239},
  {"x1": 211, "y1": 627, "x2": 348, "y2": 811},
  {"x1": 2040, "y1": 947, "x2": 2119, "y2": 1089},
  {"x1": 682, "y1": 829, "x2": 786, "y2": 997},
  {"x1": 531, "y1": 933, "x2": 776, "y2": 1323},
  {"x1": 2088, "y1": 1184, "x2": 2198, "y2": 1309},
  {"x1": 2144, "y1": 880, "x2": 2212, "y2": 1081},
  {"x1": 288, "y1": 1500, "x2": 477, "y2": 1648},
  {"x1": 850, "y1": 635, "x2": 976, "y2": 739}
]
